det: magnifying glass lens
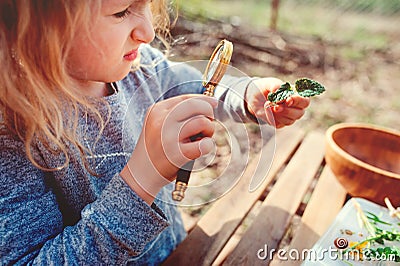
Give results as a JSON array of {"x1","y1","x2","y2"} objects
[
  {"x1": 207, "y1": 51, "x2": 221, "y2": 82},
  {"x1": 203, "y1": 40, "x2": 233, "y2": 89}
]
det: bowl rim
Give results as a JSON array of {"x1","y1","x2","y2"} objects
[{"x1": 326, "y1": 122, "x2": 400, "y2": 180}]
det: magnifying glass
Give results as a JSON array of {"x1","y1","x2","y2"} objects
[{"x1": 172, "y1": 39, "x2": 234, "y2": 202}]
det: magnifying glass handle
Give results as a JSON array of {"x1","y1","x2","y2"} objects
[
  {"x1": 172, "y1": 133, "x2": 203, "y2": 201},
  {"x1": 171, "y1": 39, "x2": 232, "y2": 202},
  {"x1": 172, "y1": 161, "x2": 194, "y2": 201},
  {"x1": 203, "y1": 84, "x2": 216, "y2": 97},
  {"x1": 172, "y1": 84, "x2": 217, "y2": 202},
  {"x1": 172, "y1": 82, "x2": 218, "y2": 201}
]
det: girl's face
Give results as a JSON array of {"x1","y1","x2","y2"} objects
[{"x1": 67, "y1": 0, "x2": 155, "y2": 94}]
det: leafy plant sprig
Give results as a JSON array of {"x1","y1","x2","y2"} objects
[
  {"x1": 366, "y1": 211, "x2": 392, "y2": 226},
  {"x1": 364, "y1": 245, "x2": 400, "y2": 262},
  {"x1": 343, "y1": 200, "x2": 400, "y2": 262},
  {"x1": 267, "y1": 78, "x2": 326, "y2": 105}
]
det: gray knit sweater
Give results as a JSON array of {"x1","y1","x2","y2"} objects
[{"x1": 0, "y1": 44, "x2": 254, "y2": 265}]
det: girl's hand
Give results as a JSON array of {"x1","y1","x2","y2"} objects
[
  {"x1": 246, "y1": 77, "x2": 310, "y2": 128},
  {"x1": 121, "y1": 94, "x2": 218, "y2": 204}
]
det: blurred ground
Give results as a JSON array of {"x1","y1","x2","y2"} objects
[{"x1": 168, "y1": 13, "x2": 400, "y2": 133}]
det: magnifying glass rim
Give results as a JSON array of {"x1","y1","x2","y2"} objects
[{"x1": 202, "y1": 40, "x2": 233, "y2": 88}]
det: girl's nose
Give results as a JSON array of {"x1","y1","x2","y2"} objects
[{"x1": 131, "y1": 9, "x2": 155, "y2": 44}]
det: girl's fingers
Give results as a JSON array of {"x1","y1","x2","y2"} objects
[
  {"x1": 263, "y1": 106, "x2": 277, "y2": 126},
  {"x1": 180, "y1": 137, "x2": 215, "y2": 161},
  {"x1": 275, "y1": 117, "x2": 296, "y2": 127},
  {"x1": 264, "y1": 102, "x2": 306, "y2": 128},
  {"x1": 177, "y1": 115, "x2": 215, "y2": 161},
  {"x1": 178, "y1": 115, "x2": 215, "y2": 142},
  {"x1": 284, "y1": 108, "x2": 305, "y2": 120},
  {"x1": 285, "y1": 95, "x2": 310, "y2": 109},
  {"x1": 160, "y1": 114, "x2": 215, "y2": 167},
  {"x1": 164, "y1": 94, "x2": 219, "y2": 107},
  {"x1": 162, "y1": 94, "x2": 218, "y2": 122}
]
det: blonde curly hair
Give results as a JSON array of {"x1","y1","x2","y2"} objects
[{"x1": 0, "y1": 0, "x2": 172, "y2": 171}]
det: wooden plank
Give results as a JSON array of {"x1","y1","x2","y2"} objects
[
  {"x1": 212, "y1": 234, "x2": 241, "y2": 266},
  {"x1": 223, "y1": 131, "x2": 326, "y2": 266},
  {"x1": 213, "y1": 200, "x2": 263, "y2": 266},
  {"x1": 178, "y1": 209, "x2": 200, "y2": 233},
  {"x1": 271, "y1": 167, "x2": 347, "y2": 266},
  {"x1": 163, "y1": 127, "x2": 304, "y2": 266}
]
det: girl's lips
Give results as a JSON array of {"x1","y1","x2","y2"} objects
[{"x1": 124, "y1": 49, "x2": 138, "y2": 61}]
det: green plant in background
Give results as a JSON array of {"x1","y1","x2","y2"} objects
[{"x1": 176, "y1": 0, "x2": 397, "y2": 49}]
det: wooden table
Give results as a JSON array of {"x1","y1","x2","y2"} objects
[{"x1": 163, "y1": 126, "x2": 348, "y2": 265}]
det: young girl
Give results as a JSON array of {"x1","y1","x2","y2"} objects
[{"x1": 0, "y1": 0, "x2": 310, "y2": 264}]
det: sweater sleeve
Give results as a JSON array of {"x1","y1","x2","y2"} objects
[
  {"x1": 0, "y1": 137, "x2": 169, "y2": 265},
  {"x1": 214, "y1": 75, "x2": 259, "y2": 124},
  {"x1": 137, "y1": 44, "x2": 257, "y2": 124}
]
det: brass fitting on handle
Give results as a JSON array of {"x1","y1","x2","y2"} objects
[{"x1": 172, "y1": 181, "x2": 188, "y2": 202}]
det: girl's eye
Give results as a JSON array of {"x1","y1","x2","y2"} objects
[{"x1": 113, "y1": 8, "x2": 131, "y2": 19}]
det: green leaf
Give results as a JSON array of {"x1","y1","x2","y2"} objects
[
  {"x1": 366, "y1": 211, "x2": 392, "y2": 226},
  {"x1": 267, "y1": 78, "x2": 326, "y2": 105},
  {"x1": 295, "y1": 78, "x2": 326, "y2": 97},
  {"x1": 267, "y1": 82, "x2": 295, "y2": 103}
]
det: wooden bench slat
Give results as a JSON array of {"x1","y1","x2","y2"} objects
[
  {"x1": 223, "y1": 131, "x2": 325, "y2": 266},
  {"x1": 270, "y1": 166, "x2": 347, "y2": 265},
  {"x1": 291, "y1": 167, "x2": 347, "y2": 247},
  {"x1": 163, "y1": 127, "x2": 304, "y2": 265}
]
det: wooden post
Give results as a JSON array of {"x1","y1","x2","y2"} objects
[{"x1": 270, "y1": 0, "x2": 280, "y2": 31}]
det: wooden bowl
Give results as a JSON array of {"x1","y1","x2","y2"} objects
[{"x1": 325, "y1": 123, "x2": 400, "y2": 206}]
